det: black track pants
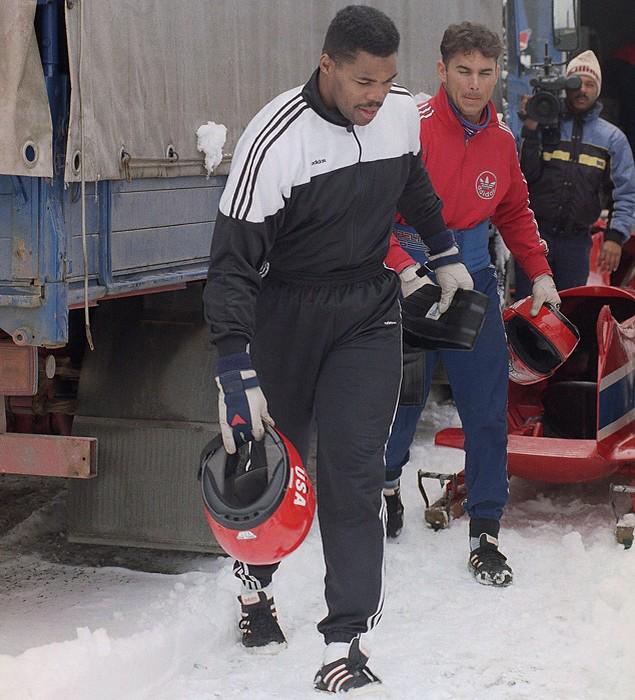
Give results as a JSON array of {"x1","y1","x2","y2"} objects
[{"x1": 236, "y1": 269, "x2": 402, "y2": 644}]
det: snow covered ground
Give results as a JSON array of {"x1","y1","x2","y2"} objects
[{"x1": 0, "y1": 400, "x2": 633, "y2": 700}]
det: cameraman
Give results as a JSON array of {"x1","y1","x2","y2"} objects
[{"x1": 516, "y1": 50, "x2": 635, "y2": 296}]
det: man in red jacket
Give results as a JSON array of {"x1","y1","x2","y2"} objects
[{"x1": 384, "y1": 22, "x2": 560, "y2": 586}]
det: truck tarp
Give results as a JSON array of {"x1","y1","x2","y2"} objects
[
  {"x1": 1, "y1": 1, "x2": 503, "y2": 184},
  {"x1": 62, "y1": 0, "x2": 503, "y2": 183},
  {"x1": 64, "y1": 0, "x2": 228, "y2": 182},
  {"x1": 0, "y1": 0, "x2": 53, "y2": 178}
]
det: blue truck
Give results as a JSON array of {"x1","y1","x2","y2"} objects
[{"x1": 1, "y1": 0, "x2": 233, "y2": 550}]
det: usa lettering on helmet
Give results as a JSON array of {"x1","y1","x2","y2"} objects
[{"x1": 293, "y1": 465, "x2": 308, "y2": 507}]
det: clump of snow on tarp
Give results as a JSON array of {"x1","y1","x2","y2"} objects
[{"x1": 196, "y1": 122, "x2": 227, "y2": 176}]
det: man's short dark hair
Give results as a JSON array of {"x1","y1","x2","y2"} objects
[
  {"x1": 322, "y1": 5, "x2": 400, "y2": 63},
  {"x1": 440, "y1": 22, "x2": 503, "y2": 64}
]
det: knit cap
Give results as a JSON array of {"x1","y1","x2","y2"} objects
[{"x1": 566, "y1": 50, "x2": 601, "y2": 92}]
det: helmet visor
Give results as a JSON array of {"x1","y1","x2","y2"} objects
[
  {"x1": 506, "y1": 315, "x2": 564, "y2": 374},
  {"x1": 201, "y1": 430, "x2": 288, "y2": 530}
]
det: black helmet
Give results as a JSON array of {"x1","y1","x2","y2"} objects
[{"x1": 401, "y1": 285, "x2": 489, "y2": 351}]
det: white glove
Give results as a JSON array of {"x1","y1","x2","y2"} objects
[
  {"x1": 530, "y1": 274, "x2": 561, "y2": 317},
  {"x1": 430, "y1": 247, "x2": 474, "y2": 314},
  {"x1": 398, "y1": 263, "x2": 434, "y2": 297},
  {"x1": 215, "y1": 359, "x2": 274, "y2": 454}
]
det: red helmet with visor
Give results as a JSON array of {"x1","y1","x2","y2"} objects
[
  {"x1": 200, "y1": 426, "x2": 315, "y2": 564},
  {"x1": 503, "y1": 297, "x2": 580, "y2": 385}
]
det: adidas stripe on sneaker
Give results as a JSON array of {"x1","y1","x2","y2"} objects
[
  {"x1": 468, "y1": 533, "x2": 513, "y2": 587},
  {"x1": 314, "y1": 639, "x2": 382, "y2": 694},
  {"x1": 238, "y1": 591, "x2": 287, "y2": 651}
]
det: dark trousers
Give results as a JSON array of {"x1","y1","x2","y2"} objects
[
  {"x1": 385, "y1": 267, "x2": 509, "y2": 521},
  {"x1": 236, "y1": 270, "x2": 402, "y2": 644},
  {"x1": 515, "y1": 230, "x2": 592, "y2": 298}
]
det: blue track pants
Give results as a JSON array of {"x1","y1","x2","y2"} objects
[{"x1": 385, "y1": 266, "x2": 509, "y2": 521}]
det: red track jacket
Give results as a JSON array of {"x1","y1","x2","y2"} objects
[{"x1": 387, "y1": 87, "x2": 551, "y2": 281}]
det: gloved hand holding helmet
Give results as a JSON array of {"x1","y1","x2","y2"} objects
[
  {"x1": 503, "y1": 296, "x2": 579, "y2": 385},
  {"x1": 530, "y1": 274, "x2": 561, "y2": 317},
  {"x1": 215, "y1": 352, "x2": 274, "y2": 454},
  {"x1": 427, "y1": 246, "x2": 474, "y2": 313}
]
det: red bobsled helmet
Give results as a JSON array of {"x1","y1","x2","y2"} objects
[
  {"x1": 503, "y1": 297, "x2": 580, "y2": 385},
  {"x1": 200, "y1": 426, "x2": 315, "y2": 565}
]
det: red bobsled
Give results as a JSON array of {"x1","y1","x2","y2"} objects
[
  {"x1": 434, "y1": 284, "x2": 635, "y2": 542},
  {"x1": 429, "y1": 226, "x2": 635, "y2": 542},
  {"x1": 436, "y1": 285, "x2": 634, "y2": 482}
]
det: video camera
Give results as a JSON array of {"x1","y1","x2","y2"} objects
[{"x1": 525, "y1": 49, "x2": 581, "y2": 129}]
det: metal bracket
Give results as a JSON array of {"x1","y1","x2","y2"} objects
[
  {"x1": 609, "y1": 482, "x2": 635, "y2": 519},
  {"x1": 0, "y1": 343, "x2": 38, "y2": 395},
  {"x1": 417, "y1": 470, "x2": 466, "y2": 531},
  {"x1": 0, "y1": 433, "x2": 97, "y2": 478},
  {"x1": 609, "y1": 483, "x2": 635, "y2": 549}
]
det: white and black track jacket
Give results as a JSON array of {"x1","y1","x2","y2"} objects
[{"x1": 204, "y1": 69, "x2": 454, "y2": 355}]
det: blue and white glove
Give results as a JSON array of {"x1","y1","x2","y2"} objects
[
  {"x1": 427, "y1": 246, "x2": 474, "y2": 314},
  {"x1": 215, "y1": 352, "x2": 274, "y2": 454},
  {"x1": 530, "y1": 274, "x2": 561, "y2": 317}
]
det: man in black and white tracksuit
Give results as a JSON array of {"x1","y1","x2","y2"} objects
[{"x1": 204, "y1": 5, "x2": 473, "y2": 694}]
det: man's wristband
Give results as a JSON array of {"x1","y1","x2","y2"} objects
[
  {"x1": 605, "y1": 228, "x2": 625, "y2": 245},
  {"x1": 423, "y1": 229, "x2": 456, "y2": 256},
  {"x1": 426, "y1": 252, "x2": 463, "y2": 270},
  {"x1": 216, "y1": 351, "x2": 252, "y2": 375}
]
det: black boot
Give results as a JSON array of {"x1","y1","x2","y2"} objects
[
  {"x1": 314, "y1": 638, "x2": 382, "y2": 694},
  {"x1": 468, "y1": 533, "x2": 514, "y2": 587},
  {"x1": 384, "y1": 485, "x2": 404, "y2": 539},
  {"x1": 238, "y1": 591, "x2": 287, "y2": 651}
]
